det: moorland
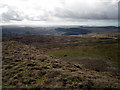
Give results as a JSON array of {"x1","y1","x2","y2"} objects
[{"x1": 2, "y1": 26, "x2": 120, "y2": 88}]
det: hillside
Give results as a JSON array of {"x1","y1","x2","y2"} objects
[{"x1": 2, "y1": 34, "x2": 120, "y2": 89}]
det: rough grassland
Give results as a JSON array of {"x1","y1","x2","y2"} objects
[{"x1": 2, "y1": 34, "x2": 120, "y2": 89}]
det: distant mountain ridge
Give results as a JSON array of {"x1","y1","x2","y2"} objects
[
  {"x1": 2, "y1": 25, "x2": 118, "y2": 36},
  {"x1": 55, "y1": 28, "x2": 92, "y2": 35}
]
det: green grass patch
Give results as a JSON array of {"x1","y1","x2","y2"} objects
[{"x1": 48, "y1": 44, "x2": 119, "y2": 68}]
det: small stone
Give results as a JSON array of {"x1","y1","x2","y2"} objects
[{"x1": 63, "y1": 55, "x2": 67, "y2": 57}]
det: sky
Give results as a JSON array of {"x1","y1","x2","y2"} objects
[{"x1": 0, "y1": 0, "x2": 119, "y2": 26}]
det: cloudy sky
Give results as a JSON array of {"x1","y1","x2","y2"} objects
[{"x1": 0, "y1": 0, "x2": 119, "y2": 26}]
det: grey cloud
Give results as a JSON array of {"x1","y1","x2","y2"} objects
[
  {"x1": 54, "y1": 2, "x2": 118, "y2": 21},
  {"x1": 0, "y1": 0, "x2": 118, "y2": 23},
  {"x1": 1, "y1": 6, "x2": 23, "y2": 22}
]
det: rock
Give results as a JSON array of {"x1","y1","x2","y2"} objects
[{"x1": 63, "y1": 55, "x2": 67, "y2": 57}]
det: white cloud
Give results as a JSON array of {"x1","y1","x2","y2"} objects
[{"x1": 0, "y1": 0, "x2": 119, "y2": 26}]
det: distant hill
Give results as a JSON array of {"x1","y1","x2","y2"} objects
[
  {"x1": 2, "y1": 26, "x2": 57, "y2": 36},
  {"x1": 55, "y1": 28, "x2": 92, "y2": 35},
  {"x1": 55, "y1": 26, "x2": 118, "y2": 35},
  {"x1": 2, "y1": 25, "x2": 118, "y2": 36}
]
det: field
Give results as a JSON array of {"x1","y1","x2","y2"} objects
[{"x1": 2, "y1": 33, "x2": 120, "y2": 88}]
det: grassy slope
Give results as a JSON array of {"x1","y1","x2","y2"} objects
[
  {"x1": 2, "y1": 35, "x2": 120, "y2": 88},
  {"x1": 48, "y1": 43, "x2": 119, "y2": 69}
]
